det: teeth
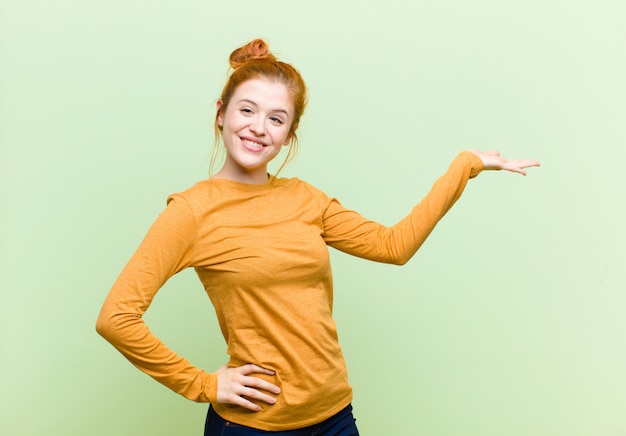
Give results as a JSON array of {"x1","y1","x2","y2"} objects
[{"x1": 242, "y1": 138, "x2": 264, "y2": 149}]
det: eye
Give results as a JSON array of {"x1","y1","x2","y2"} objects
[
  {"x1": 240, "y1": 108, "x2": 253, "y2": 115},
  {"x1": 270, "y1": 116, "x2": 284, "y2": 125}
]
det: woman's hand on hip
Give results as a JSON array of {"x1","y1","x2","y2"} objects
[
  {"x1": 468, "y1": 149, "x2": 540, "y2": 176},
  {"x1": 216, "y1": 363, "x2": 281, "y2": 412}
]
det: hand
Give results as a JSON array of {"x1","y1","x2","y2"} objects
[
  {"x1": 468, "y1": 149, "x2": 540, "y2": 176},
  {"x1": 216, "y1": 363, "x2": 281, "y2": 412}
]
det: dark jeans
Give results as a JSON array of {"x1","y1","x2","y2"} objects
[{"x1": 204, "y1": 404, "x2": 359, "y2": 436}]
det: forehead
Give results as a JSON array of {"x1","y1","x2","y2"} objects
[{"x1": 232, "y1": 78, "x2": 294, "y2": 114}]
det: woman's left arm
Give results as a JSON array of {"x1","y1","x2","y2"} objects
[{"x1": 322, "y1": 150, "x2": 539, "y2": 265}]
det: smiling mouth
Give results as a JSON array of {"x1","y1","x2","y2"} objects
[{"x1": 241, "y1": 138, "x2": 266, "y2": 150}]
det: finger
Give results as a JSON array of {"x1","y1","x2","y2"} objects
[
  {"x1": 226, "y1": 393, "x2": 265, "y2": 412},
  {"x1": 219, "y1": 382, "x2": 278, "y2": 410},
  {"x1": 242, "y1": 375, "x2": 281, "y2": 395},
  {"x1": 240, "y1": 386, "x2": 278, "y2": 405},
  {"x1": 497, "y1": 161, "x2": 527, "y2": 175},
  {"x1": 508, "y1": 161, "x2": 540, "y2": 175},
  {"x1": 519, "y1": 159, "x2": 541, "y2": 168},
  {"x1": 507, "y1": 159, "x2": 540, "y2": 168},
  {"x1": 238, "y1": 363, "x2": 276, "y2": 376}
]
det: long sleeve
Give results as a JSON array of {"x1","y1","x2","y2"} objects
[
  {"x1": 95, "y1": 196, "x2": 218, "y2": 403},
  {"x1": 322, "y1": 151, "x2": 483, "y2": 265}
]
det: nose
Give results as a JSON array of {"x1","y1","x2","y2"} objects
[{"x1": 249, "y1": 116, "x2": 265, "y2": 136}]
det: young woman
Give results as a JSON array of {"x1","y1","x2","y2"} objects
[{"x1": 96, "y1": 39, "x2": 539, "y2": 435}]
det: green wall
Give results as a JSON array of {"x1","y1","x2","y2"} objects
[{"x1": 2, "y1": 1, "x2": 625, "y2": 434}]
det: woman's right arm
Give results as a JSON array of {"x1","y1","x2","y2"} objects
[
  {"x1": 96, "y1": 195, "x2": 280, "y2": 409},
  {"x1": 95, "y1": 196, "x2": 219, "y2": 402}
]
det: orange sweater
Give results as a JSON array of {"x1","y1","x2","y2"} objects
[{"x1": 96, "y1": 151, "x2": 483, "y2": 431}]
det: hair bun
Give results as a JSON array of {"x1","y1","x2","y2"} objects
[{"x1": 229, "y1": 39, "x2": 277, "y2": 69}]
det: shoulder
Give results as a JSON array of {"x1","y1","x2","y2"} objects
[
  {"x1": 164, "y1": 179, "x2": 218, "y2": 217},
  {"x1": 272, "y1": 176, "x2": 330, "y2": 200},
  {"x1": 168, "y1": 178, "x2": 212, "y2": 200}
]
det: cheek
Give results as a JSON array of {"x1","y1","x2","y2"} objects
[
  {"x1": 223, "y1": 114, "x2": 244, "y2": 134},
  {"x1": 273, "y1": 126, "x2": 291, "y2": 145}
]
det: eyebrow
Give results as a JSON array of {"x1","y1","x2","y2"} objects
[{"x1": 238, "y1": 99, "x2": 290, "y2": 117}]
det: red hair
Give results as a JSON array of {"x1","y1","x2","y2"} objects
[{"x1": 211, "y1": 39, "x2": 308, "y2": 175}]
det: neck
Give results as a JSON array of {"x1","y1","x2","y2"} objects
[{"x1": 213, "y1": 165, "x2": 270, "y2": 185}]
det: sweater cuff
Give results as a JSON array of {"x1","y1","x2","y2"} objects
[
  {"x1": 458, "y1": 151, "x2": 485, "y2": 178},
  {"x1": 204, "y1": 371, "x2": 219, "y2": 403}
]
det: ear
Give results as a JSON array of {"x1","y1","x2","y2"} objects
[
  {"x1": 216, "y1": 100, "x2": 224, "y2": 127},
  {"x1": 283, "y1": 123, "x2": 298, "y2": 145}
]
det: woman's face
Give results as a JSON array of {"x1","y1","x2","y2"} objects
[{"x1": 216, "y1": 77, "x2": 294, "y2": 183}]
